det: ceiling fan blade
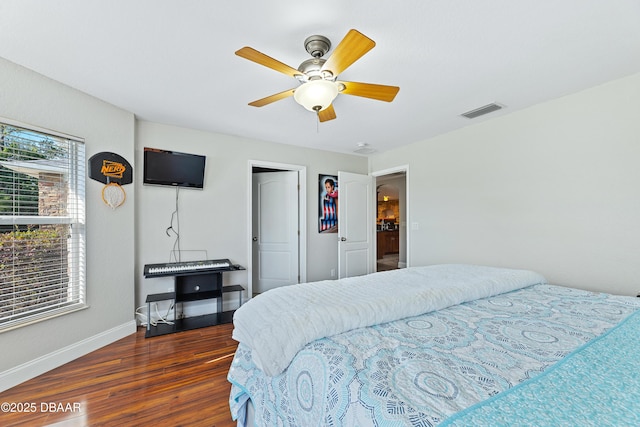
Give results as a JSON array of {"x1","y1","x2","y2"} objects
[
  {"x1": 235, "y1": 46, "x2": 301, "y2": 78},
  {"x1": 321, "y1": 29, "x2": 375, "y2": 76},
  {"x1": 339, "y1": 81, "x2": 400, "y2": 102},
  {"x1": 318, "y1": 104, "x2": 337, "y2": 122},
  {"x1": 248, "y1": 88, "x2": 296, "y2": 107}
]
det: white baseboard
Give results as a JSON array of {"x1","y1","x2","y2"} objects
[{"x1": 0, "y1": 320, "x2": 137, "y2": 393}]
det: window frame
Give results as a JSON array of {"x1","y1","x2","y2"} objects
[{"x1": 0, "y1": 116, "x2": 87, "y2": 332}]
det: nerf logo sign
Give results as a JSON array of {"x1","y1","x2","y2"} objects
[
  {"x1": 101, "y1": 160, "x2": 127, "y2": 178},
  {"x1": 88, "y1": 152, "x2": 132, "y2": 185}
]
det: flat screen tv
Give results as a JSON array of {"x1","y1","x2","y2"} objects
[{"x1": 143, "y1": 147, "x2": 206, "y2": 189}]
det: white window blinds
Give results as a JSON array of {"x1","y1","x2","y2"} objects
[{"x1": 0, "y1": 118, "x2": 86, "y2": 332}]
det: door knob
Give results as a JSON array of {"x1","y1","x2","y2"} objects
[
  {"x1": 340, "y1": 237, "x2": 347, "y2": 241},
  {"x1": 252, "y1": 237, "x2": 258, "y2": 241}
]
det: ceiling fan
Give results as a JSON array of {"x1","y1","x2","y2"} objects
[{"x1": 235, "y1": 29, "x2": 400, "y2": 122}]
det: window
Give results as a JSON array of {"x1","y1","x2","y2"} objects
[{"x1": 0, "y1": 118, "x2": 86, "y2": 332}]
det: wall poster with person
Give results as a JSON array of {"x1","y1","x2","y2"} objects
[{"x1": 318, "y1": 174, "x2": 338, "y2": 233}]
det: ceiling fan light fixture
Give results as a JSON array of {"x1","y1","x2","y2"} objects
[
  {"x1": 294, "y1": 79, "x2": 339, "y2": 112},
  {"x1": 236, "y1": 29, "x2": 399, "y2": 123}
]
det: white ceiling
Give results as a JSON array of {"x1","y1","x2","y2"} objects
[{"x1": 1, "y1": 1, "x2": 639, "y2": 155}]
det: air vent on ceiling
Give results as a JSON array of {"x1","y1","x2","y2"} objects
[{"x1": 461, "y1": 103, "x2": 504, "y2": 119}]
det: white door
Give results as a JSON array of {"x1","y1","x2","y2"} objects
[
  {"x1": 338, "y1": 171, "x2": 374, "y2": 278},
  {"x1": 252, "y1": 171, "x2": 299, "y2": 293}
]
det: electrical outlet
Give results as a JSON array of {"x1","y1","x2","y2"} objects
[{"x1": 331, "y1": 269, "x2": 336, "y2": 277}]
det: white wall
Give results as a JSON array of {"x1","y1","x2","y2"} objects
[
  {"x1": 0, "y1": 57, "x2": 136, "y2": 390},
  {"x1": 135, "y1": 120, "x2": 367, "y2": 313},
  {"x1": 370, "y1": 72, "x2": 640, "y2": 296}
]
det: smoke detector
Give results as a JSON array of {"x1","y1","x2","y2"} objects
[{"x1": 354, "y1": 142, "x2": 376, "y2": 155}]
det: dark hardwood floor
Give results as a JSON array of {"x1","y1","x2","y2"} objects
[{"x1": 0, "y1": 323, "x2": 238, "y2": 427}]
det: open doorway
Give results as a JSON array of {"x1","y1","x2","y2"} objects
[{"x1": 373, "y1": 168, "x2": 408, "y2": 272}]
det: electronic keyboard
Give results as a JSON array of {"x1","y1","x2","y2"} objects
[{"x1": 143, "y1": 258, "x2": 234, "y2": 278}]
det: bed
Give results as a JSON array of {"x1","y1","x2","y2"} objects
[{"x1": 227, "y1": 264, "x2": 640, "y2": 426}]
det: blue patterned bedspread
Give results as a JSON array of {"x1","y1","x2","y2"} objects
[
  {"x1": 228, "y1": 284, "x2": 640, "y2": 426},
  {"x1": 441, "y1": 309, "x2": 640, "y2": 426}
]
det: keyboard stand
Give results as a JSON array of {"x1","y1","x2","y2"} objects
[{"x1": 144, "y1": 264, "x2": 245, "y2": 338}]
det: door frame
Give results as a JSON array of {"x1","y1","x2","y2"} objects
[
  {"x1": 247, "y1": 160, "x2": 307, "y2": 299},
  {"x1": 371, "y1": 165, "x2": 410, "y2": 269}
]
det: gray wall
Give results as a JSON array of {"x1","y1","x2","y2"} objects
[
  {"x1": 134, "y1": 120, "x2": 368, "y2": 314},
  {"x1": 371, "y1": 72, "x2": 640, "y2": 296},
  {"x1": 0, "y1": 57, "x2": 136, "y2": 386}
]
